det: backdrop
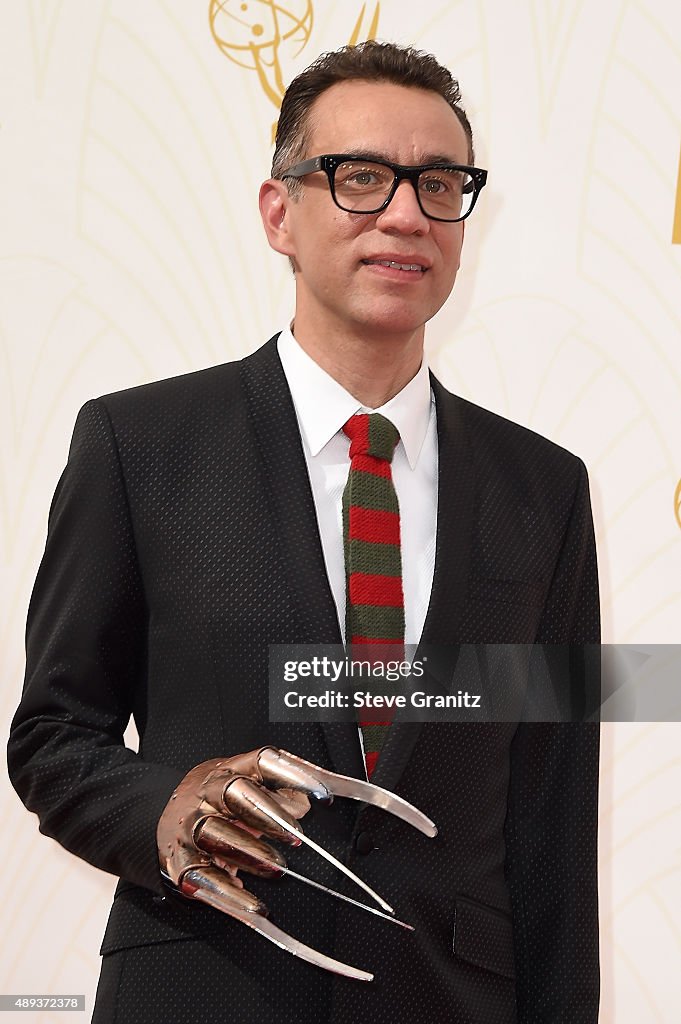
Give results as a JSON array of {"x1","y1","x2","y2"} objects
[{"x1": 2, "y1": 2, "x2": 680, "y2": 1020}]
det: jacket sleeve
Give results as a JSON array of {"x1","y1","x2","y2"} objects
[
  {"x1": 7, "y1": 399, "x2": 183, "y2": 894},
  {"x1": 504, "y1": 459, "x2": 601, "y2": 1023}
]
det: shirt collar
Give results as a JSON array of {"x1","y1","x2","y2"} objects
[{"x1": 277, "y1": 327, "x2": 432, "y2": 469}]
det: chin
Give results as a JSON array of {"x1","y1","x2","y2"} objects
[
  {"x1": 360, "y1": 304, "x2": 435, "y2": 337},
  {"x1": 357, "y1": 318, "x2": 421, "y2": 339}
]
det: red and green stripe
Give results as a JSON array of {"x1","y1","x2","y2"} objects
[{"x1": 342, "y1": 413, "x2": 404, "y2": 777}]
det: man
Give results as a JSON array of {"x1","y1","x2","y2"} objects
[{"x1": 8, "y1": 41, "x2": 599, "y2": 1023}]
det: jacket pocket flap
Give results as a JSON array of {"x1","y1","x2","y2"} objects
[
  {"x1": 453, "y1": 896, "x2": 516, "y2": 979},
  {"x1": 100, "y1": 884, "x2": 226, "y2": 955}
]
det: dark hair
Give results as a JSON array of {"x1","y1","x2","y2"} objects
[{"x1": 272, "y1": 41, "x2": 474, "y2": 191}]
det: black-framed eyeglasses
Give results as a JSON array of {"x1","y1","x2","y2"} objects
[{"x1": 279, "y1": 154, "x2": 488, "y2": 222}]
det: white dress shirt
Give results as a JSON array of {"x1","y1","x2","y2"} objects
[{"x1": 277, "y1": 327, "x2": 438, "y2": 646}]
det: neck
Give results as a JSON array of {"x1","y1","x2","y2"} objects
[{"x1": 290, "y1": 320, "x2": 425, "y2": 408}]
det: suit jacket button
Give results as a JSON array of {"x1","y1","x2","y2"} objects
[{"x1": 355, "y1": 831, "x2": 375, "y2": 855}]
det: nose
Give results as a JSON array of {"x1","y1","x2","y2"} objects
[{"x1": 376, "y1": 179, "x2": 430, "y2": 233}]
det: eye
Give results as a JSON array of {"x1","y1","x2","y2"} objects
[
  {"x1": 419, "y1": 173, "x2": 456, "y2": 196},
  {"x1": 335, "y1": 162, "x2": 391, "y2": 191},
  {"x1": 348, "y1": 170, "x2": 378, "y2": 186},
  {"x1": 421, "y1": 178, "x2": 446, "y2": 195}
]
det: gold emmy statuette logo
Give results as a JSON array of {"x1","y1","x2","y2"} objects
[
  {"x1": 209, "y1": 1, "x2": 381, "y2": 138},
  {"x1": 674, "y1": 140, "x2": 681, "y2": 244},
  {"x1": 674, "y1": 478, "x2": 681, "y2": 530}
]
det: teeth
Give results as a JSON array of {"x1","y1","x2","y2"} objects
[{"x1": 371, "y1": 260, "x2": 424, "y2": 271}]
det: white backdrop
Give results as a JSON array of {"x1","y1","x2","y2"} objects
[{"x1": 2, "y1": 2, "x2": 680, "y2": 1020}]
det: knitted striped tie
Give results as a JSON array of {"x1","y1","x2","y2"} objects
[{"x1": 342, "y1": 413, "x2": 404, "y2": 778}]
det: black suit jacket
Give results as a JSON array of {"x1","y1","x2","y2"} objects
[{"x1": 8, "y1": 336, "x2": 600, "y2": 1023}]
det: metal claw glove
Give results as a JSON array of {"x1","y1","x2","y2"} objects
[{"x1": 157, "y1": 746, "x2": 437, "y2": 980}]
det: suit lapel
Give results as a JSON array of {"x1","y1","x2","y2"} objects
[
  {"x1": 420, "y1": 377, "x2": 475, "y2": 644},
  {"x1": 239, "y1": 337, "x2": 363, "y2": 779},
  {"x1": 370, "y1": 377, "x2": 475, "y2": 793}
]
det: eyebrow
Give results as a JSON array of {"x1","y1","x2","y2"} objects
[{"x1": 340, "y1": 149, "x2": 467, "y2": 166}]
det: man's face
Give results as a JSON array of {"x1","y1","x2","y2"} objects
[{"x1": 268, "y1": 80, "x2": 469, "y2": 342}]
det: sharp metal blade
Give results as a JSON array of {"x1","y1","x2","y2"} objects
[
  {"x1": 246, "y1": 795, "x2": 394, "y2": 914},
  {"x1": 279, "y1": 752, "x2": 438, "y2": 837},
  {"x1": 283, "y1": 867, "x2": 414, "y2": 930},
  {"x1": 190, "y1": 887, "x2": 373, "y2": 980},
  {"x1": 313, "y1": 774, "x2": 438, "y2": 836}
]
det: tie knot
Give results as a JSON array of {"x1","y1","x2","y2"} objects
[{"x1": 343, "y1": 413, "x2": 399, "y2": 462}]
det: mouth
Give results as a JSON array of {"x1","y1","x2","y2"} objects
[{"x1": 361, "y1": 258, "x2": 428, "y2": 274}]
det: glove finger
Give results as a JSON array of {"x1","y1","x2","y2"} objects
[
  {"x1": 180, "y1": 865, "x2": 266, "y2": 917},
  {"x1": 194, "y1": 816, "x2": 287, "y2": 878},
  {"x1": 256, "y1": 748, "x2": 333, "y2": 803},
  {"x1": 220, "y1": 777, "x2": 305, "y2": 845}
]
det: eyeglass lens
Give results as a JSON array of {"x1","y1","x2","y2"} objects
[{"x1": 332, "y1": 160, "x2": 475, "y2": 220}]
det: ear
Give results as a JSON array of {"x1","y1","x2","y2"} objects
[{"x1": 259, "y1": 178, "x2": 296, "y2": 259}]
